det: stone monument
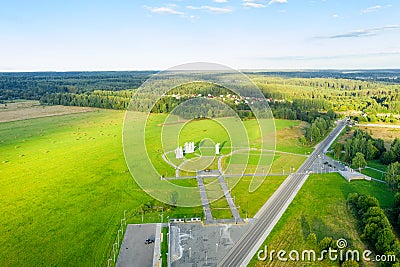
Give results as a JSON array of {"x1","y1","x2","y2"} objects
[{"x1": 175, "y1": 146, "x2": 184, "y2": 159}]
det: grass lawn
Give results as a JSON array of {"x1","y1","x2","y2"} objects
[
  {"x1": 229, "y1": 175, "x2": 287, "y2": 218},
  {"x1": 274, "y1": 120, "x2": 312, "y2": 155},
  {"x1": 149, "y1": 117, "x2": 311, "y2": 178},
  {"x1": 0, "y1": 110, "x2": 312, "y2": 266},
  {"x1": 1, "y1": 110, "x2": 146, "y2": 266},
  {"x1": 361, "y1": 168, "x2": 385, "y2": 180},
  {"x1": 208, "y1": 175, "x2": 288, "y2": 220},
  {"x1": 367, "y1": 159, "x2": 388, "y2": 172},
  {"x1": 249, "y1": 173, "x2": 394, "y2": 267},
  {"x1": 161, "y1": 227, "x2": 169, "y2": 267},
  {"x1": 0, "y1": 110, "x2": 201, "y2": 266}
]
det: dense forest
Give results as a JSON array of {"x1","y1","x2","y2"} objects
[
  {"x1": 0, "y1": 71, "x2": 152, "y2": 100},
  {"x1": 2, "y1": 71, "x2": 400, "y2": 124}
]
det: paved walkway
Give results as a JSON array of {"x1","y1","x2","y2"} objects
[
  {"x1": 152, "y1": 223, "x2": 162, "y2": 267},
  {"x1": 217, "y1": 176, "x2": 242, "y2": 223},
  {"x1": 196, "y1": 177, "x2": 213, "y2": 222}
]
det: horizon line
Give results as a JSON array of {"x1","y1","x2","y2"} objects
[{"x1": 1, "y1": 68, "x2": 400, "y2": 73}]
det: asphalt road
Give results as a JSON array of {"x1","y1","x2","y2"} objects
[{"x1": 217, "y1": 119, "x2": 348, "y2": 267}]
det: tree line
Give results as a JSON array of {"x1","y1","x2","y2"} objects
[
  {"x1": 3, "y1": 71, "x2": 400, "y2": 117},
  {"x1": 299, "y1": 114, "x2": 336, "y2": 145},
  {"x1": 0, "y1": 71, "x2": 151, "y2": 101},
  {"x1": 40, "y1": 91, "x2": 133, "y2": 110},
  {"x1": 333, "y1": 129, "x2": 386, "y2": 167},
  {"x1": 347, "y1": 193, "x2": 400, "y2": 266}
]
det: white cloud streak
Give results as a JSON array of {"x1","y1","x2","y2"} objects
[
  {"x1": 361, "y1": 5, "x2": 382, "y2": 14},
  {"x1": 243, "y1": 2, "x2": 266, "y2": 8},
  {"x1": 361, "y1": 5, "x2": 392, "y2": 14},
  {"x1": 317, "y1": 25, "x2": 399, "y2": 39},
  {"x1": 268, "y1": 0, "x2": 287, "y2": 5},
  {"x1": 186, "y1": 5, "x2": 233, "y2": 14},
  {"x1": 242, "y1": 0, "x2": 267, "y2": 8},
  {"x1": 144, "y1": 5, "x2": 184, "y2": 15}
]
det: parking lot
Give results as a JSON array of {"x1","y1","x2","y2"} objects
[{"x1": 116, "y1": 224, "x2": 160, "y2": 267}]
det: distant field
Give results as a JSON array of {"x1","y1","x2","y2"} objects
[
  {"x1": 354, "y1": 125, "x2": 400, "y2": 149},
  {"x1": 0, "y1": 100, "x2": 97, "y2": 123},
  {"x1": 250, "y1": 173, "x2": 394, "y2": 267},
  {"x1": 359, "y1": 126, "x2": 400, "y2": 150}
]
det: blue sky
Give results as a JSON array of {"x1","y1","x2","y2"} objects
[{"x1": 0, "y1": 0, "x2": 399, "y2": 71}]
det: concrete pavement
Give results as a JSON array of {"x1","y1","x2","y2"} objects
[
  {"x1": 217, "y1": 175, "x2": 242, "y2": 223},
  {"x1": 196, "y1": 176, "x2": 214, "y2": 222},
  {"x1": 117, "y1": 224, "x2": 159, "y2": 267}
]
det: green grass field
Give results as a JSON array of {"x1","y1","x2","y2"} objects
[
  {"x1": 161, "y1": 227, "x2": 168, "y2": 267},
  {"x1": 0, "y1": 110, "x2": 148, "y2": 266},
  {"x1": 0, "y1": 110, "x2": 203, "y2": 266},
  {"x1": 361, "y1": 167, "x2": 385, "y2": 180},
  {"x1": 249, "y1": 173, "x2": 394, "y2": 267},
  {"x1": 0, "y1": 109, "x2": 311, "y2": 266},
  {"x1": 366, "y1": 159, "x2": 388, "y2": 172}
]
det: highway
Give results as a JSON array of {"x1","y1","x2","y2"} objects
[{"x1": 218, "y1": 118, "x2": 348, "y2": 267}]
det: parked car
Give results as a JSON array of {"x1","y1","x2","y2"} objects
[{"x1": 145, "y1": 238, "x2": 154, "y2": 244}]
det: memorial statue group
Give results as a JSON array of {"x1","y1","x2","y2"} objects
[{"x1": 174, "y1": 141, "x2": 220, "y2": 159}]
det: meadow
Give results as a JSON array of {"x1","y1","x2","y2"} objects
[
  {"x1": 0, "y1": 109, "x2": 310, "y2": 265},
  {"x1": 249, "y1": 173, "x2": 395, "y2": 267},
  {"x1": 0, "y1": 110, "x2": 152, "y2": 266},
  {"x1": 358, "y1": 125, "x2": 400, "y2": 149},
  {"x1": 0, "y1": 100, "x2": 96, "y2": 123}
]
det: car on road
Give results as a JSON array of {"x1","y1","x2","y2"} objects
[{"x1": 145, "y1": 238, "x2": 154, "y2": 244}]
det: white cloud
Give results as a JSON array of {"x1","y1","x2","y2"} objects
[
  {"x1": 243, "y1": 2, "x2": 266, "y2": 8},
  {"x1": 332, "y1": 14, "x2": 339, "y2": 19},
  {"x1": 317, "y1": 25, "x2": 399, "y2": 39},
  {"x1": 361, "y1": 5, "x2": 382, "y2": 14},
  {"x1": 361, "y1": 4, "x2": 392, "y2": 14},
  {"x1": 213, "y1": 0, "x2": 228, "y2": 3},
  {"x1": 242, "y1": 0, "x2": 267, "y2": 8},
  {"x1": 186, "y1": 5, "x2": 233, "y2": 14},
  {"x1": 144, "y1": 5, "x2": 184, "y2": 15},
  {"x1": 268, "y1": 0, "x2": 287, "y2": 5}
]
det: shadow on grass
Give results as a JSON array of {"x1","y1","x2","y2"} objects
[
  {"x1": 301, "y1": 215, "x2": 311, "y2": 241},
  {"x1": 220, "y1": 140, "x2": 227, "y2": 151},
  {"x1": 338, "y1": 177, "x2": 394, "y2": 209}
]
